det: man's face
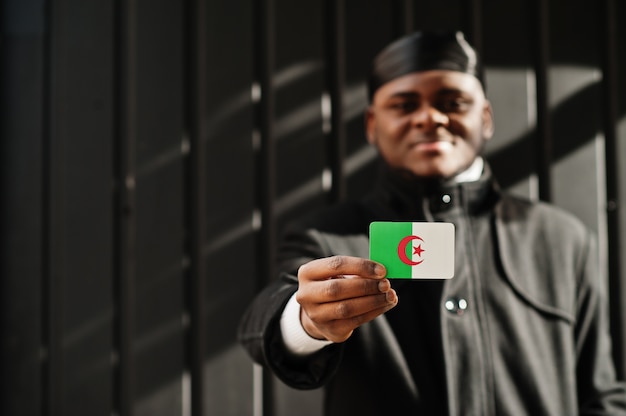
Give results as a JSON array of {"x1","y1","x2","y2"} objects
[{"x1": 366, "y1": 70, "x2": 494, "y2": 178}]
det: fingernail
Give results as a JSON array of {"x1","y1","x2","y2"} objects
[
  {"x1": 386, "y1": 290, "x2": 397, "y2": 303},
  {"x1": 374, "y1": 264, "x2": 386, "y2": 277},
  {"x1": 378, "y1": 279, "x2": 390, "y2": 292}
]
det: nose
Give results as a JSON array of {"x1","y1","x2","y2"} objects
[{"x1": 411, "y1": 105, "x2": 449, "y2": 130}]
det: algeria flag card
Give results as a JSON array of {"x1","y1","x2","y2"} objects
[{"x1": 369, "y1": 221, "x2": 455, "y2": 279}]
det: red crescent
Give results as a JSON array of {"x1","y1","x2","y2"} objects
[{"x1": 397, "y1": 235, "x2": 424, "y2": 266}]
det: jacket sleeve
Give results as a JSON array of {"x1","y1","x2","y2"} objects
[
  {"x1": 575, "y1": 233, "x2": 626, "y2": 414},
  {"x1": 237, "y1": 225, "x2": 344, "y2": 390}
]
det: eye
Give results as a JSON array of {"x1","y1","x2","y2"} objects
[
  {"x1": 438, "y1": 97, "x2": 472, "y2": 113},
  {"x1": 389, "y1": 100, "x2": 418, "y2": 113}
]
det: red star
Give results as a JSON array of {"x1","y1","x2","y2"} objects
[{"x1": 413, "y1": 244, "x2": 424, "y2": 257}]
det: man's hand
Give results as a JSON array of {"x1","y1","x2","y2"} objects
[{"x1": 295, "y1": 255, "x2": 398, "y2": 343}]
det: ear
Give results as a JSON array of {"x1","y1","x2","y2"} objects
[
  {"x1": 482, "y1": 100, "x2": 495, "y2": 140},
  {"x1": 365, "y1": 106, "x2": 377, "y2": 145}
]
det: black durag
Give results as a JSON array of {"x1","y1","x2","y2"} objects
[{"x1": 368, "y1": 31, "x2": 483, "y2": 101}]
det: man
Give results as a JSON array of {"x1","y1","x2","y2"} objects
[{"x1": 238, "y1": 31, "x2": 626, "y2": 415}]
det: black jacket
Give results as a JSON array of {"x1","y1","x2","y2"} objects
[{"x1": 238, "y1": 166, "x2": 626, "y2": 415}]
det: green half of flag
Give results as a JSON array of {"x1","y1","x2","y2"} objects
[{"x1": 369, "y1": 221, "x2": 414, "y2": 279}]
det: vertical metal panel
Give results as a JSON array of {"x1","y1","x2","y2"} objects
[
  {"x1": 45, "y1": 1, "x2": 64, "y2": 414},
  {"x1": 0, "y1": 1, "x2": 46, "y2": 415},
  {"x1": 618, "y1": 1, "x2": 626, "y2": 379},
  {"x1": 392, "y1": 0, "x2": 414, "y2": 36},
  {"x1": 132, "y1": 0, "x2": 186, "y2": 414},
  {"x1": 532, "y1": 0, "x2": 552, "y2": 201},
  {"x1": 47, "y1": 1, "x2": 116, "y2": 415},
  {"x1": 464, "y1": 0, "x2": 483, "y2": 54},
  {"x1": 115, "y1": 0, "x2": 138, "y2": 414},
  {"x1": 617, "y1": 0, "x2": 626, "y2": 381},
  {"x1": 201, "y1": 0, "x2": 256, "y2": 414},
  {"x1": 482, "y1": 0, "x2": 537, "y2": 199},
  {"x1": 273, "y1": 0, "x2": 326, "y2": 231},
  {"x1": 600, "y1": 0, "x2": 625, "y2": 378},
  {"x1": 45, "y1": 5, "x2": 64, "y2": 410},
  {"x1": 548, "y1": 0, "x2": 604, "y2": 230},
  {"x1": 343, "y1": 1, "x2": 395, "y2": 201},
  {"x1": 184, "y1": 0, "x2": 206, "y2": 414},
  {"x1": 325, "y1": 0, "x2": 346, "y2": 203},
  {"x1": 254, "y1": 0, "x2": 277, "y2": 412},
  {"x1": 254, "y1": 0, "x2": 277, "y2": 290}
]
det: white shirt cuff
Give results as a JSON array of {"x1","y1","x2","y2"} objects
[{"x1": 280, "y1": 292, "x2": 333, "y2": 356}]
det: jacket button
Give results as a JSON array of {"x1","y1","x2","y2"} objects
[
  {"x1": 444, "y1": 299, "x2": 456, "y2": 312},
  {"x1": 442, "y1": 194, "x2": 451, "y2": 204}
]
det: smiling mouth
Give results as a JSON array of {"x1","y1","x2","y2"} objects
[{"x1": 411, "y1": 140, "x2": 454, "y2": 151}]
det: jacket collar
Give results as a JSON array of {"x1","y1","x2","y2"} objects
[{"x1": 364, "y1": 159, "x2": 501, "y2": 221}]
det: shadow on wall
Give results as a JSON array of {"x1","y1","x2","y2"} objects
[{"x1": 489, "y1": 78, "x2": 608, "y2": 189}]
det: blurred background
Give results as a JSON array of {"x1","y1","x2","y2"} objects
[{"x1": 1, "y1": 0, "x2": 625, "y2": 415}]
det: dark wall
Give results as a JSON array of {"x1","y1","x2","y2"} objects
[{"x1": 1, "y1": 0, "x2": 625, "y2": 415}]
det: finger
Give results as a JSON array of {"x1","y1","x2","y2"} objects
[
  {"x1": 298, "y1": 255, "x2": 386, "y2": 282},
  {"x1": 312, "y1": 294, "x2": 399, "y2": 343},
  {"x1": 297, "y1": 276, "x2": 391, "y2": 304},
  {"x1": 303, "y1": 289, "x2": 397, "y2": 324}
]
